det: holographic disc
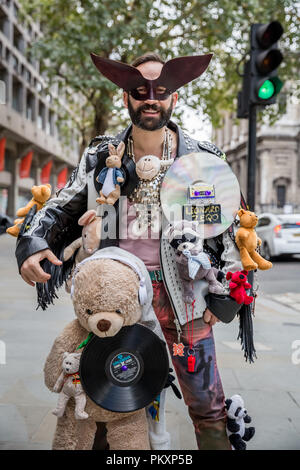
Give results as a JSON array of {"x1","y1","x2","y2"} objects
[{"x1": 160, "y1": 152, "x2": 241, "y2": 239}]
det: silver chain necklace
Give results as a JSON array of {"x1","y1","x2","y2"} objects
[{"x1": 127, "y1": 129, "x2": 174, "y2": 236}]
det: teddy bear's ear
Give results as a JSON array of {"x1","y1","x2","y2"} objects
[
  {"x1": 225, "y1": 398, "x2": 232, "y2": 410},
  {"x1": 116, "y1": 141, "x2": 125, "y2": 158},
  {"x1": 78, "y1": 209, "x2": 97, "y2": 226},
  {"x1": 241, "y1": 270, "x2": 248, "y2": 276},
  {"x1": 226, "y1": 271, "x2": 233, "y2": 280},
  {"x1": 108, "y1": 143, "x2": 116, "y2": 155},
  {"x1": 72, "y1": 352, "x2": 82, "y2": 359},
  {"x1": 63, "y1": 352, "x2": 69, "y2": 359},
  {"x1": 237, "y1": 209, "x2": 246, "y2": 217}
]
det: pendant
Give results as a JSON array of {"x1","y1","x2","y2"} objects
[
  {"x1": 188, "y1": 352, "x2": 196, "y2": 373},
  {"x1": 172, "y1": 343, "x2": 185, "y2": 357}
]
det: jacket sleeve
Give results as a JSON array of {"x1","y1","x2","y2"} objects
[{"x1": 15, "y1": 147, "x2": 89, "y2": 272}]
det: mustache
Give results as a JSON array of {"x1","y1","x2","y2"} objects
[{"x1": 138, "y1": 104, "x2": 161, "y2": 112}]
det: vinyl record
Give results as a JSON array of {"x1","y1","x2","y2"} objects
[
  {"x1": 79, "y1": 324, "x2": 169, "y2": 413},
  {"x1": 160, "y1": 152, "x2": 241, "y2": 239}
]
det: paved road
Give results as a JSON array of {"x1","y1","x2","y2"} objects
[
  {"x1": 0, "y1": 235, "x2": 300, "y2": 450},
  {"x1": 257, "y1": 255, "x2": 300, "y2": 296}
]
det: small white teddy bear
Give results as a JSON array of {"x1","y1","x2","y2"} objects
[{"x1": 52, "y1": 351, "x2": 88, "y2": 420}]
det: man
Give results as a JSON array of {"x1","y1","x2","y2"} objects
[{"x1": 16, "y1": 52, "x2": 240, "y2": 450}]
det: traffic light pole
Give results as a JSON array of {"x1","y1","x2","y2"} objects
[{"x1": 247, "y1": 103, "x2": 257, "y2": 211}]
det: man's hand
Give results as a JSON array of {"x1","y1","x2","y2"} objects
[
  {"x1": 20, "y1": 249, "x2": 62, "y2": 287},
  {"x1": 203, "y1": 308, "x2": 220, "y2": 327}
]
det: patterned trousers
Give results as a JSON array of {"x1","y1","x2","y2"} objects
[{"x1": 152, "y1": 281, "x2": 231, "y2": 450}]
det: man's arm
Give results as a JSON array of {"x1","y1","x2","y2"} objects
[{"x1": 16, "y1": 146, "x2": 89, "y2": 276}]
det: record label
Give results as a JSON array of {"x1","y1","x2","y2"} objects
[{"x1": 108, "y1": 351, "x2": 142, "y2": 385}]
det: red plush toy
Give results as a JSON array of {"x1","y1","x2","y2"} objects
[{"x1": 226, "y1": 270, "x2": 254, "y2": 305}]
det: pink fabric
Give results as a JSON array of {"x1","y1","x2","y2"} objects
[{"x1": 119, "y1": 200, "x2": 161, "y2": 270}]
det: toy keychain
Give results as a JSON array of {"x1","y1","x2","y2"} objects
[{"x1": 186, "y1": 298, "x2": 196, "y2": 373}]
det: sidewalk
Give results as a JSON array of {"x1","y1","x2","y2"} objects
[{"x1": 0, "y1": 235, "x2": 300, "y2": 450}]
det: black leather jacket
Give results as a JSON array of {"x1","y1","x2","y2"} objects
[
  {"x1": 16, "y1": 120, "x2": 240, "y2": 316},
  {"x1": 16, "y1": 120, "x2": 226, "y2": 270}
]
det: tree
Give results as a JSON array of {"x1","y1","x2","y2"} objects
[{"x1": 19, "y1": 0, "x2": 299, "y2": 154}]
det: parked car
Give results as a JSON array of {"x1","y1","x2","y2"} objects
[{"x1": 256, "y1": 213, "x2": 300, "y2": 260}]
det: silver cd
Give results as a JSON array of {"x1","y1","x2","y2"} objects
[{"x1": 160, "y1": 152, "x2": 241, "y2": 239}]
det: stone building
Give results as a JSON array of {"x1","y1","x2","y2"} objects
[
  {"x1": 213, "y1": 96, "x2": 300, "y2": 214},
  {"x1": 0, "y1": 0, "x2": 80, "y2": 216}
]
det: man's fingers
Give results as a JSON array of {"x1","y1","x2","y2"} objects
[
  {"x1": 24, "y1": 262, "x2": 51, "y2": 283},
  {"x1": 21, "y1": 272, "x2": 35, "y2": 287},
  {"x1": 203, "y1": 311, "x2": 212, "y2": 324},
  {"x1": 30, "y1": 263, "x2": 51, "y2": 282},
  {"x1": 44, "y1": 251, "x2": 62, "y2": 266}
]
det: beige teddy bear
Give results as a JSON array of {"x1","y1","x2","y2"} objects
[
  {"x1": 44, "y1": 248, "x2": 170, "y2": 450},
  {"x1": 235, "y1": 209, "x2": 272, "y2": 271},
  {"x1": 52, "y1": 351, "x2": 88, "y2": 420}
]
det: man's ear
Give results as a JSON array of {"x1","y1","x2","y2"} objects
[
  {"x1": 172, "y1": 92, "x2": 178, "y2": 109},
  {"x1": 123, "y1": 91, "x2": 129, "y2": 108}
]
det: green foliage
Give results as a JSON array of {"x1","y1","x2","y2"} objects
[{"x1": 18, "y1": 0, "x2": 299, "y2": 148}]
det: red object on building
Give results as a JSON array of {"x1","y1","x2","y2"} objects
[
  {"x1": 57, "y1": 167, "x2": 68, "y2": 189},
  {"x1": 19, "y1": 151, "x2": 33, "y2": 178},
  {"x1": 0, "y1": 137, "x2": 6, "y2": 172},
  {"x1": 41, "y1": 160, "x2": 53, "y2": 184}
]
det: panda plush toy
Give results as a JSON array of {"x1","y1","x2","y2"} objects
[{"x1": 225, "y1": 394, "x2": 255, "y2": 450}]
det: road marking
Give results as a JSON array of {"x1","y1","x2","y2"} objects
[
  {"x1": 222, "y1": 341, "x2": 272, "y2": 351},
  {"x1": 269, "y1": 293, "x2": 300, "y2": 312}
]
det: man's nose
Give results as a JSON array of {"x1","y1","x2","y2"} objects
[{"x1": 143, "y1": 98, "x2": 159, "y2": 105}]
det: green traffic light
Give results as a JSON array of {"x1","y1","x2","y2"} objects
[{"x1": 258, "y1": 79, "x2": 275, "y2": 99}]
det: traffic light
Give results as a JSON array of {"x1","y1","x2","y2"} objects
[
  {"x1": 250, "y1": 21, "x2": 283, "y2": 105},
  {"x1": 237, "y1": 21, "x2": 284, "y2": 118}
]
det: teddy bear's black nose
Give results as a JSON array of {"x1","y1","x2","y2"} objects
[{"x1": 97, "y1": 319, "x2": 111, "y2": 332}]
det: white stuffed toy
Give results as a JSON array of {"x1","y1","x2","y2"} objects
[
  {"x1": 225, "y1": 394, "x2": 255, "y2": 450},
  {"x1": 52, "y1": 351, "x2": 88, "y2": 420}
]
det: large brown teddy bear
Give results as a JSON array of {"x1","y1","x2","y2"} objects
[
  {"x1": 235, "y1": 209, "x2": 272, "y2": 271},
  {"x1": 6, "y1": 183, "x2": 51, "y2": 237},
  {"x1": 44, "y1": 249, "x2": 170, "y2": 450}
]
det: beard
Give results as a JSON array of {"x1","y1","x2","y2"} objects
[{"x1": 127, "y1": 96, "x2": 174, "y2": 131}]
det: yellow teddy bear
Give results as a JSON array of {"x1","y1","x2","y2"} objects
[
  {"x1": 235, "y1": 209, "x2": 272, "y2": 271},
  {"x1": 6, "y1": 183, "x2": 52, "y2": 237}
]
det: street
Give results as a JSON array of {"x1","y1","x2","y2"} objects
[{"x1": 0, "y1": 234, "x2": 300, "y2": 450}]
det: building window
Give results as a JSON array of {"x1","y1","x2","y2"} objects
[
  {"x1": 12, "y1": 77, "x2": 23, "y2": 112},
  {"x1": 0, "y1": 8, "x2": 10, "y2": 39},
  {"x1": 37, "y1": 101, "x2": 46, "y2": 129},
  {"x1": 13, "y1": 26, "x2": 25, "y2": 54},
  {"x1": 0, "y1": 66, "x2": 8, "y2": 103},
  {"x1": 277, "y1": 185, "x2": 286, "y2": 208},
  {"x1": 13, "y1": 3, "x2": 19, "y2": 19},
  {"x1": 26, "y1": 90, "x2": 35, "y2": 121},
  {"x1": 11, "y1": 54, "x2": 18, "y2": 72}
]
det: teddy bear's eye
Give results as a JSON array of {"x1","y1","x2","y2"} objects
[
  {"x1": 116, "y1": 309, "x2": 122, "y2": 314},
  {"x1": 86, "y1": 309, "x2": 93, "y2": 315}
]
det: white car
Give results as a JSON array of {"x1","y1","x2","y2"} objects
[{"x1": 256, "y1": 213, "x2": 300, "y2": 260}]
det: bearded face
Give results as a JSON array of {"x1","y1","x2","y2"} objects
[
  {"x1": 127, "y1": 95, "x2": 174, "y2": 131},
  {"x1": 135, "y1": 155, "x2": 161, "y2": 180}
]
